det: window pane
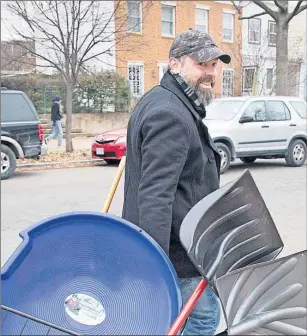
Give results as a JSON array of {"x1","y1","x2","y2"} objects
[
  {"x1": 243, "y1": 101, "x2": 266, "y2": 121},
  {"x1": 128, "y1": 17, "x2": 141, "y2": 32},
  {"x1": 223, "y1": 13, "x2": 233, "y2": 28},
  {"x1": 127, "y1": 1, "x2": 140, "y2": 17},
  {"x1": 162, "y1": 21, "x2": 173, "y2": 35},
  {"x1": 223, "y1": 28, "x2": 232, "y2": 40},
  {"x1": 196, "y1": 24, "x2": 207, "y2": 32},
  {"x1": 128, "y1": 64, "x2": 144, "y2": 96},
  {"x1": 127, "y1": 1, "x2": 141, "y2": 32},
  {"x1": 222, "y1": 70, "x2": 234, "y2": 97},
  {"x1": 243, "y1": 67, "x2": 256, "y2": 91},
  {"x1": 162, "y1": 5, "x2": 173, "y2": 21},
  {"x1": 1, "y1": 93, "x2": 36, "y2": 122},
  {"x1": 266, "y1": 101, "x2": 291, "y2": 121},
  {"x1": 290, "y1": 101, "x2": 307, "y2": 119}
]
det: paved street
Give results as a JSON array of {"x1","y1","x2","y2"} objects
[{"x1": 2, "y1": 159, "x2": 306, "y2": 267}]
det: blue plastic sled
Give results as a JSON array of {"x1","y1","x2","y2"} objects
[{"x1": 1, "y1": 212, "x2": 182, "y2": 335}]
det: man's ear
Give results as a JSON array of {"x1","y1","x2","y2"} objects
[{"x1": 169, "y1": 58, "x2": 181, "y2": 74}]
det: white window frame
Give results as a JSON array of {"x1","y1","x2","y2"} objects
[
  {"x1": 268, "y1": 21, "x2": 277, "y2": 46},
  {"x1": 222, "y1": 11, "x2": 234, "y2": 42},
  {"x1": 157, "y1": 62, "x2": 168, "y2": 83},
  {"x1": 195, "y1": 5, "x2": 209, "y2": 33},
  {"x1": 128, "y1": 61, "x2": 144, "y2": 98},
  {"x1": 242, "y1": 66, "x2": 257, "y2": 93},
  {"x1": 221, "y1": 68, "x2": 234, "y2": 97},
  {"x1": 248, "y1": 18, "x2": 261, "y2": 44},
  {"x1": 127, "y1": 0, "x2": 142, "y2": 33},
  {"x1": 161, "y1": 3, "x2": 176, "y2": 37}
]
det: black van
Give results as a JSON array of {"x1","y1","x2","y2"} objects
[{"x1": 1, "y1": 89, "x2": 46, "y2": 180}]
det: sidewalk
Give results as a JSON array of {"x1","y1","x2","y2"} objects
[{"x1": 47, "y1": 137, "x2": 94, "y2": 153}]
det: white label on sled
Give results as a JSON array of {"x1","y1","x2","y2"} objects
[{"x1": 64, "y1": 293, "x2": 106, "y2": 325}]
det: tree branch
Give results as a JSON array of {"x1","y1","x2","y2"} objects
[
  {"x1": 239, "y1": 11, "x2": 267, "y2": 20},
  {"x1": 251, "y1": 0, "x2": 278, "y2": 21},
  {"x1": 273, "y1": 1, "x2": 287, "y2": 12},
  {"x1": 286, "y1": 1, "x2": 306, "y2": 24}
]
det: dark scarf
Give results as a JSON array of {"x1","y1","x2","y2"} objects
[{"x1": 168, "y1": 69, "x2": 207, "y2": 119}]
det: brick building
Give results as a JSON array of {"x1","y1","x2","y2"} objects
[
  {"x1": 115, "y1": 0, "x2": 242, "y2": 104},
  {"x1": 1, "y1": 40, "x2": 36, "y2": 74}
]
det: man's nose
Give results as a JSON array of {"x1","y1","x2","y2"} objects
[{"x1": 205, "y1": 66, "x2": 217, "y2": 77}]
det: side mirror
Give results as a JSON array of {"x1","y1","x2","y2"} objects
[{"x1": 239, "y1": 115, "x2": 253, "y2": 124}]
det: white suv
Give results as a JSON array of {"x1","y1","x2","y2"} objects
[{"x1": 204, "y1": 96, "x2": 307, "y2": 174}]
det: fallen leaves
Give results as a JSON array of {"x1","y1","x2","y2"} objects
[{"x1": 16, "y1": 149, "x2": 105, "y2": 171}]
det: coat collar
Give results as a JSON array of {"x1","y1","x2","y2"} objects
[{"x1": 160, "y1": 70, "x2": 201, "y2": 123}]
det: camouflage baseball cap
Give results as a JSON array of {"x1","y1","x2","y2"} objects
[{"x1": 169, "y1": 29, "x2": 231, "y2": 64}]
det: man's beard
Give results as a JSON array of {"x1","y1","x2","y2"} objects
[{"x1": 181, "y1": 74, "x2": 214, "y2": 106}]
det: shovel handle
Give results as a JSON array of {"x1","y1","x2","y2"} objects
[
  {"x1": 167, "y1": 278, "x2": 208, "y2": 335},
  {"x1": 102, "y1": 156, "x2": 126, "y2": 213}
]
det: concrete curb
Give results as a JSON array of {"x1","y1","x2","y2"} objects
[{"x1": 17, "y1": 159, "x2": 105, "y2": 168}]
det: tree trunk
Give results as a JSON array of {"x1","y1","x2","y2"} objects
[
  {"x1": 65, "y1": 83, "x2": 74, "y2": 152},
  {"x1": 275, "y1": 18, "x2": 289, "y2": 95}
]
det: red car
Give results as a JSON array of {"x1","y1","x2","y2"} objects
[{"x1": 92, "y1": 127, "x2": 127, "y2": 164}]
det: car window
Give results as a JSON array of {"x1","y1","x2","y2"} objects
[
  {"x1": 205, "y1": 100, "x2": 245, "y2": 120},
  {"x1": 1, "y1": 92, "x2": 36, "y2": 122},
  {"x1": 242, "y1": 101, "x2": 266, "y2": 121},
  {"x1": 266, "y1": 101, "x2": 291, "y2": 121},
  {"x1": 289, "y1": 101, "x2": 306, "y2": 119}
]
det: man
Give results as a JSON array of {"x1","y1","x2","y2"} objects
[
  {"x1": 45, "y1": 96, "x2": 63, "y2": 147},
  {"x1": 122, "y1": 30, "x2": 231, "y2": 335}
]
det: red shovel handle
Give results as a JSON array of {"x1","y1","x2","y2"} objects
[{"x1": 167, "y1": 278, "x2": 208, "y2": 335}]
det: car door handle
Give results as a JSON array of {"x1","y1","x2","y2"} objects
[
  {"x1": 290, "y1": 123, "x2": 297, "y2": 126},
  {"x1": 262, "y1": 125, "x2": 269, "y2": 128}
]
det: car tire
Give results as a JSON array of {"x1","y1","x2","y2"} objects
[
  {"x1": 1, "y1": 144, "x2": 17, "y2": 180},
  {"x1": 216, "y1": 142, "x2": 231, "y2": 174},
  {"x1": 285, "y1": 139, "x2": 307, "y2": 167},
  {"x1": 240, "y1": 157, "x2": 257, "y2": 164}
]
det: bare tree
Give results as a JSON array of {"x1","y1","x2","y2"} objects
[
  {"x1": 228, "y1": 29, "x2": 303, "y2": 96},
  {"x1": 2, "y1": 0, "x2": 152, "y2": 152},
  {"x1": 231, "y1": 0, "x2": 307, "y2": 96}
]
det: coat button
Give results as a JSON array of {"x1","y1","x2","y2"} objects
[{"x1": 208, "y1": 157, "x2": 215, "y2": 163}]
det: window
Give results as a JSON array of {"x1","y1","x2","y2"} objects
[
  {"x1": 206, "y1": 100, "x2": 244, "y2": 120},
  {"x1": 266, "y1": 101, "x2": 291, "y2": 121},
  {"x1": 268, "y1": 21, "x2": 276, "y2": 46},
  {"x1": 128, "y1": 63, "x2": 144, "y2": 97},
  {"x1": 243, "y1": 101, "x2": 266, "y2": 121},
  {"x1": 242, "y1": 67, "x2": 256, "y2": 93},
  {"x1": 1, "y1": 93, "x2": 36, "y2": 122},
  {"x1": 158, "y1": 62, "x2": 168, "y2": 83},
  {"x1": 127, "y1": 1, "x2": 142, "y2": 33},
  {"x1": 221, "y1": 69, "x2": 234, "y2": 97},
  {"x1": 222, "y1": 12, "x2": 234, "y2": 42},
  {"x1": 162, "y1": 4, "x2": 175, "y2": 37},
  {"x1": 195, "y1": 8, "x2": 208, "y2": 33},
  {"x1": 266, "y1": 68, "x2": 273, "y2": 89},
  {"x1": 248, "y1": 18, "x2": 261, "y2": 44},
  {"x1": 289, "y1": 101, "x2": 307, "y2": 119}
]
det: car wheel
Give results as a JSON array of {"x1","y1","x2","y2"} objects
[
  {"x1": 285, "y1": 139, "x2": 307, "y2": 167},
  {"x1": 216, "y1": 142, "x2": 231, "y2": 174},
  {"x1": 240, "y1": 157, "x2": 257, "y2": 164},
  {"x1": 1, "y1": 144, "x2": 17, "y2": 180}
]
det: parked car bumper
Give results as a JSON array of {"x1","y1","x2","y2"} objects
[
  {"x1": 40, "y1": 142, "x2": 48, "y2": 156},
  {"x1": 92, "y1": 142, "x2": 126, "y2": 160}
]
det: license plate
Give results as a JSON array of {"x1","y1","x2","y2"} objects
[{"x1": 96, "y1": 148, "x2": 105, "y2": 155}]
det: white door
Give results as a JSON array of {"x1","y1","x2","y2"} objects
[
  {"x1": 264, "y1": 100, "x2": 295, "y2": 152},
  {"x1": 234, "y1": 100, "x2": 272, "y2": 155}
]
